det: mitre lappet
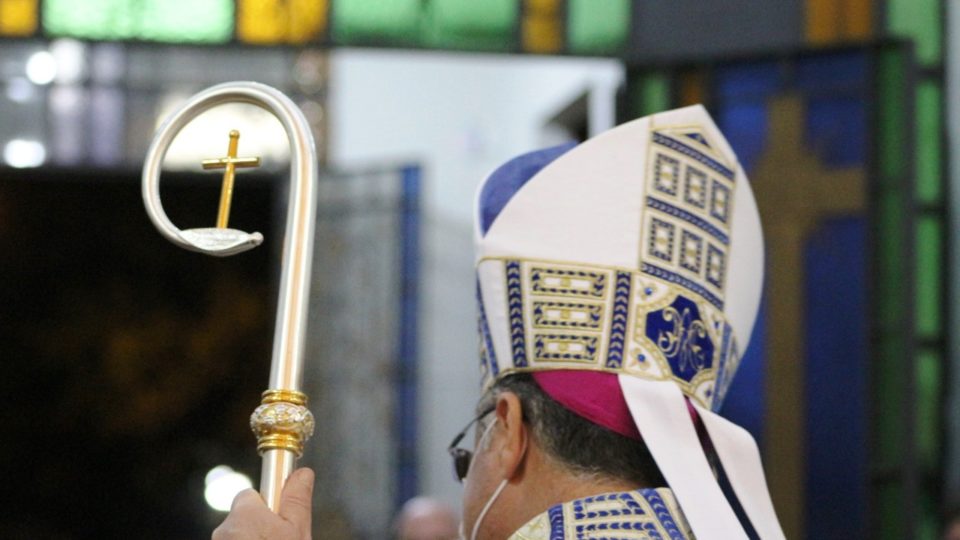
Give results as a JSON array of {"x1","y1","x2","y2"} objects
[{"x1": 474, "y1": 105, "x2": 785, "y2": 539}]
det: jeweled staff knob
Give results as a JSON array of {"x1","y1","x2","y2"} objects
[{"x1": 250, "y1": 390, "x2": 315, "y2": 456}]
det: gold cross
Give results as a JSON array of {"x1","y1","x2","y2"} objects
[
  {"x1": 202, "y1": 130, "x2": 261, "y2": 229},
  {"x1": 751, "y1": 95, "x2": 865, "y2": 539}
]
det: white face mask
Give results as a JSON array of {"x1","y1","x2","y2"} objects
[
  {"x1": 467, "y1": 478, "x2": 508, "y2": 540},
  {"x1": 460, "y1": 418, "x2": 502, "y2": 540}
]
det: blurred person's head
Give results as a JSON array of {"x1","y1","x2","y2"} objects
[
  {"x1": 394, "y1": 496, "x2": 458, "y2": 540},
  {"x1": 944, "y1": 507, "x2": 960, "y2": 540}
]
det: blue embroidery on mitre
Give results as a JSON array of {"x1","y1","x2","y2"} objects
[
  {"x1": 713, "y1": 322, "x2": 739, "y2": 410},
  {"x1": 478, "y1": 143, "x2": 576, "y2": 236},
  {"x1": 605, "y1": 272, "x2": 631, "y2": 368},
  {"x1": 652, "y1": 132, "x2": 734, "y2": 180},
  {"x1": 506, "y1": 260, "x2": 528, "y2": 367},
  {"x1": 647, "y1": 196, "x2": 730, "y2": 245},
  {"x1": 476, "y1": 278, "x2": 499, "y2": 379},
  {"x1": 642, "y1": 262, "x2": 723, "y2": 309},
  {"x1": 682, "y1": 131, "x2": 711, "y2": 148},
  {"x1": 645, "y1": 295, "x2": 715, "y2": 382}
]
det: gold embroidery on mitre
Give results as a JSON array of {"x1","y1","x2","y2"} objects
[
  {"x1": 482, "y1": 256, "x2": 739, "y2": 410},
  {"x1": 641, "y1": 123, "x2": 736, "y2": 310}
]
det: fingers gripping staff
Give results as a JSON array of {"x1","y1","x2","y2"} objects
[
  {"x1": 141, "y1": 81, "x2": 318, "y2": 512},
  {"x1": 212, "y1": 468, "x2": 315, "y2": 540}
]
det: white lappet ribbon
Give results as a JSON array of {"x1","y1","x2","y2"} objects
[{"x1": 619, "y1": 375, "x2": 785, "y2": 540}]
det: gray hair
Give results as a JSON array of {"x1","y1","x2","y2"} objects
[{"x1": 482, "y1": 373, "x2": 665, "y2": 487}]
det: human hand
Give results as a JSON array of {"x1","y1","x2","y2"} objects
[{"x1": 212, "y1": 467, "x2": 315, "y2": 540}]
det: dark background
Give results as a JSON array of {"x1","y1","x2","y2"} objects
[{"x1": 0, "y1": 168, "x2": 277, "y2": 538}]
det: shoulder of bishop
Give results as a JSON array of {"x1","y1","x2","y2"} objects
[{"x1": 508, "y1": 488, "x2": 694, "y2": 540}]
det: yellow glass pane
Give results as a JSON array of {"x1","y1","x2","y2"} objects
[
  {"x1": 522, "y1": 0, "x2": 560, "y2": 53},
  {"x1": 527, "y1": 0, "x2": 558, "y2": 14},
  {"x1": 806, "y1": 0, "x2": 840, "y2": 44},
  {"x1": 238, "y1": 0, "x2": 326, "y2": 44},
  {"x1": 844, "y1": 0, "x2": 873, "y2": 40},
  {"x1": 0, "y1": 0, "x2": 38, "y2": 36},
  {"x1": 523, "y1": 16, "x2": 561, "y2": 53}
]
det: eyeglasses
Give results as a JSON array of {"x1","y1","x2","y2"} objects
[{"x1": 447, "y1": 405, "x2": 496, "y2": 483}]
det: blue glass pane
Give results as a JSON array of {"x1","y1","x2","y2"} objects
[
  {"x1": 804, "y1": 217, "x2": 868, "y2": 538},
  {"x1": 720, "y1": 293, "x2": 766, "y2": 446},
  {"x1": 715, "y1": 62, "x2": 782, "y2": 101},
  {"x1": 796, "y1": 52, "x2": 869, "y2": 168},
  {"x1": 713, "y1": 62, "x2": 781, "y2": 172},
  {"x1": 796, "y1": 52, "x2": 868, "y2": 93},
  {"x1": 715, "y1": 101, "x2": 769, "y2": 173},
  {"x1": 804, "y1": 95, "x2": 866, "y2": 167}
]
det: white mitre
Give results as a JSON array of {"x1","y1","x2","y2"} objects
[{"x1": 474, "y1": 105, "x2": 785, "y2": 539}]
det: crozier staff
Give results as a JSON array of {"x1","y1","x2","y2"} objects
[{"x1": 142, "y1": 82, "x2": 319, "y2": 513}]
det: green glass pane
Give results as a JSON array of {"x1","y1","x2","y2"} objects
[
  {"x1": 878, "y1": 481, "x2": 904, "y2": 540},
  {"x1": 916, "y1": 350, "x2": 940, "y2": 471},
  {"x1": 915, "y1": 82, "x2": 942, "y2": 204},
  {"x1": 567, "y1": 0, "x2": 629, "y2": 54},
  {"x1": 878, "y1": 49, "x2": 906, "y2": 182},
  {"x1": 332, "y1": 0, "x2": 422, "y2": 43},
  {"x1": 425, "y1": 0, "x2": 516, "y2": 51},
  {"x1": 625, "y1": 71, "x2": 669, "y2": 119},
  {"x1": 887, "y1": 0, "x2": 941, "y2": 66},
  {"x1": 43, "y1": 0, "x2": 232, "y2": 42},
  {"x1": 875, "y1": 335, "x2": 905, "y2": 469},
  {"x1": 877, "y1": 188, "x2": 905, "y2": 329},
  {"x1": 915, "y1": 216, "x2": 941, "y2": 337},
  {"x1": 44, "y1": 0, "x2": 134, "y2": 40},
  {"x1": 138, "y1": 0, "x2": 232, "y2": 42}
]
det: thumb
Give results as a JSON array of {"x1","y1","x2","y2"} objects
[{"x1": 279, "y1": 467, "x2": 314, "y2": 537}]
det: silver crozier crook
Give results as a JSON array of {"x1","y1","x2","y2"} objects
[{"x1": 141, "y1": 81, "x2": 318, "y2": 512}]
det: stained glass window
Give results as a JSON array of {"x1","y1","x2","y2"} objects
[
  {"x1": 714, "y1": 62, "x2": 782, "y2": 170},
  {"x1": 0, "y1": 0, "x2": 37, "y2": 36},
  {"x1": 916, "y1": 215, "x2": 942, "y2": 338},
  {"x1": 43, "y1": 0, "x2": 233, "y2": 44},
  {"x1": 332, "y1": 0, "x2": 422, "y2": 44},
  {"x1": 916, "y1": 82, "x2": 942, "y2": 205},
  {"x1": 887, "y1": 0, "x2": 941, "y2": 66},
  {"x1": 884, "y1": 3, "x2": 946, "y2": 538},
  {"x1": 628, "y1": 51, "x2": 885, "y2": 539},
  {"x1": 625, "y1": 71, "x2": 669, "y2": 118},
  {"x1": 425, "y1": 0, "x2": 517, "y2": 51},
  {"x1": 238, "y1": 0, "x2": 327, "y2": 45},
  {"x1": 522, "y1": 0, "x2": 562, "y2": 53},
  {"x1": 805, "y1": 0, "x2": 874, "y2": 44},
  {"x1": 567, "y1": 0, "x2": 629, "y2": 54},
  {"x1": 795, "y1": 52, "x2": 868, "y2": 167}
]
